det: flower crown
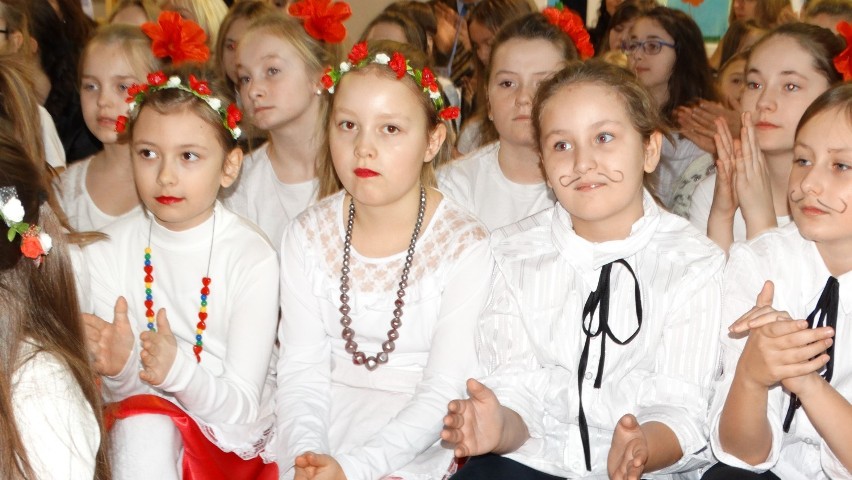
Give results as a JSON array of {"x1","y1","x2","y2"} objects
[
  {"x1": 288, "y1": 0, "x2": 352, "y2": 44},
  {"x1": 542, "y1": 3, "x2": 595, "y2": 60},
  {"x1": 1, "y1": 187, "x2": 52, "y2": 265},
  {"x1": 321, "y1": 42, "x2": 460, "y2": 121},
  {"x1": 834, "y1": 21, "x2": 852, "y2": 81},
  {"x1": 115, "y1": 71, "x2": 243, "y2": 140}
]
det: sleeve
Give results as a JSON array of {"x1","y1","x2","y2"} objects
[
  {"x1": 436, "y1": 162, "x2": 475, "y2": 214},
  {"x1": 274, "y1": 223, "x2": 334, "y2": 478},
  {"x1": 335, "y1": 238, "x2": 495, "y2": 480},
  {"x1": 688, "y1": 175, "x2": 714, "y2": 236},
  {"x1": 39, "y1": 106, "x2": 67, "y2": 169},
  {"x1": 708, "y1": 244, "x2": 786, "y2": 472},
  {"x1": 13, "y1": 351, "x2": 100, "y2": 480},
  {"x1": 476, "y1": 262, "x2": 552, "y2": 442},
  {"x1": 634, "y1": 253, "x2": 725, "y2": 475},
  {"x1": 156, "y1": 250, "x2": 280, "y2": 425}
]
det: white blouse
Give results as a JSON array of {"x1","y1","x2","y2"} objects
[
  {"x1": 478, "y1": 191, "x2": 725, "y2": 478},
  {"x1": 438, "y1": 142, "x2": 556, "y2": 231},
  {"x1": 709, "y1": 223, "x2": 852, "y2": 479},
  {"x1": 274, "y1": 191, "x2": 493, "y2": 480},
  {"x1": 56, "y1": 157, "x2": 141, "y2": 232},
  {"x1": 82, "y1": 203, "x2": 280, "y2": 458}
]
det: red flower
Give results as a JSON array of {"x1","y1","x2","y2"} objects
[
  {"x1": 147, "y1": 71, "x2": 167, "y2": 86},
  {"x1": 189, "y1": 74, "x2": 212, "y2": 95},
  {"x1": 289, "y1": 0, "x2": 352, "y2": 44},
  {"x1": 127, "y1": 83, "x2": 149, "y2": 99},
  {"x1": 439, "y1": 106, "x2": 460, "y2": 121},
  {"x1": 20, "y1": 234, "x2": 43, "y2": 259},
  {"x1": 421, "y1": 67, "x2": 436, "y2": 89},
  {"x1": 542, "y1": 7, "x2": 595, "y2": 60},
  {"x1": 681, "y1": 0, "x2": 704, "y2": 6},
  {"x1": 115, "y1": 115, "x2": 128, "y2": 133},
  {"x1": 226, "y1": 103, "x2": 242, "y2": 129},
  {"x1": 834, "y1": 21, "x2": 852, "y2": 81},
  {"x1": 348, "y1": 41, "x2": 368, "y2": 64},
  {"x1": 389, "y1": 52, "x2": 407, "y2": 79},
  {"x1": 321, "y1": 73, "x2": 334, "y2": 89},
  {"x1": 141, "y1": 11, "x2": 210, "y2": 65}
]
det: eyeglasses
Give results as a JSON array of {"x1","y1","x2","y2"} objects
[
  {"x1": 0, "y1": 29, "x2": 8, "y2": 35},
  {"x1": 622, "y1": 39, "x2": 676, "y2": 55}
]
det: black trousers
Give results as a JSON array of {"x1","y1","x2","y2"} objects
[
  {"x1": 450, "y1": 454, "x2": 566, "y2": 480},
  {"x1": 701, "y1": 463, "x2": 781, "y2": 480}
]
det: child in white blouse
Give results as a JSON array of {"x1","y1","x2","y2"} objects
[
  {"x1": 442, "y1": 60, "x2": 725, "y2": 479},
  {"x1": 705, "y1": 83, "x2": 852, "y2": 479},
  {"x1": 274, "y1": 40, "x2": 493, "y2": 480},
  {"x1": 81, "y1": 65, "x2": 279, "y2": 479}
]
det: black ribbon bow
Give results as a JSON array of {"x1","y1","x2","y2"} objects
[
  {"x1": 577, "y1": 259, "x2": 643, "y2": 471},
  {"x1": 782, "y1": 276, "x2": 838, "y2": 432}
]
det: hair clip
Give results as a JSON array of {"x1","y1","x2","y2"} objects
[
  {"x1": 142, "y1": 11, "x2": 210, "y2": 65},
  {"x1": 834, "y1": 21, "x2": 852, "y2": 81},
  {"x1": 116, "y1": 71, "x2": 243, "y2": 140},
  {"x1": 288, "y1": 0, "x2": 352, "y2": 44},
  {"x1": 0, "y1": 186, "x2": 52, "y2": 265},
  {"x1": 542, "y1": 2, "x2": 595, "y2": 60},
  {"x1": 322, "y1": 42, "x2": 461, "y2": 120}
]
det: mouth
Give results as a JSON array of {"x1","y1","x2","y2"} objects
[
  {"x1": 755, "y1": 121, "x2": 779, "y2": 129},
  {"x1": 97, "y1": 116, "x2": 116, "y2": 128},
  {"x1": 354, "y1": 168, "x2": 379, "y2": 178},
  {"x1": 253, "y1": 106, "x2": 272, "y2": 115},
  {"x1": 514, "y1": 114, "x2": 531, "y2": 121},
  {"x1": 574, "y1": 182, "x2": 606, "y2": 192},
  {"x1": 155, "y1": 196, "x2": 183, "y2": 205},
  {"x1": 800, "y1": 205, "x2": 828, "y2": 216}
]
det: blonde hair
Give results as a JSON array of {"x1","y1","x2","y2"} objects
[
  {"x1": 108, "y1": 0, "x2": 160, "y2": 23},
  {"x1": 215, "y1": 0, "x2": 276, "y2": 92},
  {"x1": 81, "y1": 24, "x2": 161, "y2": 86},
  {"x1": 163, "y1": 0, "x2": 229, "y2": 50}
]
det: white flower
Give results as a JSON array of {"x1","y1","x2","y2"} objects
[
  {"x1": 128, "y1": 101, "x2": 137, "y2": 113},
  {"x1": 38, "y1": 232, "x2": 52, "y2": 255},
  {"x1": 339, "y1": 62, "x2": 351, "y2": 72},
  {"x1": 208, "y1": 97, "x2": 222, "y2": 110},
  {"x1": 429, "y1": 89, "x2": 441, "y2": 100},
  {"x1": 232, "y1": 127, "x2": 242, "y2": 139},
  {"x1": 374, "y1": 53, "x2": 390, "y2": 65},
  {"x1": 328, "y1": 86, "x2": 335, "y2": 94},
  {"x1": 1, "y1": 197, "x2": 24, "y2": 225},
  {"x1": 167, "y1": 76, "x2": 181, "y2": 87}
]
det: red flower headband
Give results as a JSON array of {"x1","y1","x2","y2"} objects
[
  {"x1": 834, "y1": 21, "x2": 852, "y2": 81},
  {"x1": 142, "y1": 11, "x2": 210, "y2": 65},
  {"x1": 542, "y1": 3, "x2": 595, "y2": 60},
  {"x1": 288, "y1": 0, "x2": 352, "y2": 44}
]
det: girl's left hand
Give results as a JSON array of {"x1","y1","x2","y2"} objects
[
  {"x1": 139, "y1": 308, "x2": 178, "y2": 386},
  {"x1": 734, "y1": 112, "x2": 777, "y2": 237},
  {"x1": 608, "y1": 414, "x2": 649, "y2": 480},
  {"x1": 294, "y1": 452, "x2": 347, "y2": 480}
]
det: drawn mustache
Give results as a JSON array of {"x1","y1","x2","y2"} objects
[
  {"x1": 789, "y1": 189, "x2": 848, "y2": 213},
  {"x1": 558, "y1": 170, "x2": 625, "y2": 188}
]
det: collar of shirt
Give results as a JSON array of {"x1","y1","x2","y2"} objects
[{"x1": 802, "y1": 233, "x2": 852, "y2": 315}]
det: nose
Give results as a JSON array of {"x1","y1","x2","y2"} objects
[
  {"x1": 516, "y1": 82, "x2": 534, "y2": 106},
  {"x1": 246, "y1": 77, "x2": 264, "y2": 100},
  {"x1": 572, "y1": 144, "x2": 597, "y2": 175},
  {"x1": 354, "y1": 130, "x2": 376, "y2": 159},
  {"x1": 798, "y1": 163, "x2": 825, "y2": 196},
  {"x1": 97, "y1": 89, "x2": 112, "y2": 109},
  {"x1": 755, "y1": 86, "x2": 777, "y2": 113},
  {"x1": 156, "y1": 158, "x2": 177, "y2": 187}
]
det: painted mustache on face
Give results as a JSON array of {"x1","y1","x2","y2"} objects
[
  {"x1": 789, "y1": 189, "x2": 848, "y2": 213},
  {"x1": 558, "y1": 170, "x2": 625, "y2": 188}
]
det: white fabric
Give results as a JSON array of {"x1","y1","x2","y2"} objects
[
  {"x1": 111, "y1": 414, "x2": 181, "y2": 480},
  {"x1": 224, "y1": 142, "x2": 318, "y2": 253},
  {"x1": 688, "y1": 173, "x2": 791, "y2": 241},
  {"x1": 653, "y1": 136, "x2": 709, "y2": 209},
  {"x1": 57, "y1": 157, "x2": 141, "y2": 232},
  {"x1": 39, "y1": 105, "x2": 66, "y2": 169},
  {"x1": 456, "y1": 118, "x2": 484, "y2": 156},
  {"x1": 82, "y1": 202, "x2": 280, "y2": 462},
  {"x1": 709, "y1": 223, "x2": 852, "y2": 479},
  {"x1": 12, "y1": 341, "x2": 100, "y2": 479},
  {"x1": 274, "y1": 192, "x2": 493, "y2": 480},
  {"x1": 437, "y1": 142, "x2": 555, "y2": 231},
  {"x1": 478, "y1": 190, "x2": 725, "y2": 478}
]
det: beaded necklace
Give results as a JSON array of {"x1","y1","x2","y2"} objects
[{"x1": 144, "y1": 213, "x2": 216, "y2": 363}]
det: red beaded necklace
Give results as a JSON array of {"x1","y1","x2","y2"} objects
[{"x1": 143, "y1": 214, "x2": 216, "y2": 363}]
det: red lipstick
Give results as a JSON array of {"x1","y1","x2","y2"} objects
[
  {"x1": 354, "y1": 168, "x2": 379, "y2": 178},
  {"x1": 156, "y1": 196, "x2": 182, "y2": 205}
]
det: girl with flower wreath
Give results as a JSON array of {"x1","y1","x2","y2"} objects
[
  {"x1": 80, "y1": 62, "x2": 280, "y2": 480},
  {"x1": 274, "y1": 40, "x2": 492, "y2": 480},
  {"x1": 438, "y1": 11, "x2": 585, "y2": 231},
  {"x1": 57, "y1": 24, "x2": 161, "y2": 232},
  {"x1": 227, "y1": 11, "x2": 334, "y2": 253}
]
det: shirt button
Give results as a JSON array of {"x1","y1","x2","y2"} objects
[
  {"x1": 803, "y1": 437, "x2": 813, "y2": 445},
  {"x1": 585, "y1": 371, "x2": 592, "y2": 380}
]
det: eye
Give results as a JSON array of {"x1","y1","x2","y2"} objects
[
  {"x1": 834, "y1": 162, "x2": 851, "y2": 172},
  {"x1": 118, "y1": 83, "x2": 133, "y2": 92},
  {"x1": 81, "y1": 82, "x2": 97, "y2": 92},
  {"x1": 138, "y1": 148, "x2": 157, "y2": 159},
  {"x1": 226, "y1": 41, "x2": 237, "y2": 52},
  {"x1": 553, "y1": 140, "x2": 572, "y2": 151},
  {"x1": 382, "y1": 124, "x2": 400, "y2": 134},
  {"x1": 498, "y1": 80, "x2": 514, "y2": 88},
  {"x1": 595, "y1": 132, "x2": 614, "y2": 144},
  {"x1": 793, "y1": 157, "x2": 811, "y2": 167},
  {"x1": 238, "y1": 75, "x2": 251, "y2": 86},
  {"x1": 267, "y1": 67, "x2": 280, "y2": 76},
  {"x1": 746, "y1": 81, "x2": 761, "y2": 90},
  {"x1": 784, "y1": 83, "x2": 800, "y2": 92},
  {"x1": 338, "y1": 120, "x2": 356, "y2": 130},
  {"x1": 182, "y1": 151, "x2": 200, "y2": 162}
]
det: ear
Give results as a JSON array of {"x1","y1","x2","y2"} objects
[
  {"x1": 28, "y1": 35, "x2": 38, "y2": 54},
  {"x1": 642, "y1": 131, "x2": 662, "y2": 174},
  {"x1": 220, "y1": 147, "x2": 244, "y2": 188},
  {"x1": 424, "y1": 123, "x2": 447, "y2": 164},
  {"x1": 7, "y1": 32, "x2": 24, "y2": 53}
]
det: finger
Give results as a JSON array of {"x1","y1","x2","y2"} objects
[
  {"x1": 443, "y1": 412, "x2": 463, "y2": 429},
  {"x1": 761, "y1": 319, "x2": 810, "y2": 337},
  {"x1": 294, "y1": 453, "x2": 311, "y2": 468},
  {"x1": 729, "y1": 306, "x2": 779, "y2": 333},
  {"x1": 440, "y1": 425, "x2": 463, "y2": 444},
  {"x1": 82, "y1": 313, "x2": 107, "y2": 330},
  {"x1": 447, "y1": 398, "x2": 466, "y2": 415},
  {"x1": 466, "y1": 378, "x2": 496, "y2": 403},
  {"x1": 778, "y1": 353, "x2": 831, "y2": 379},
  {"x1": 783, "y1": 337, "x2": 833, "y2": 365},
  {"x1": 114, "y1": 296, "x2": 130, "y2": 328},
  {"x1": 156, "y1": 308, "x2": 172, "y2": 336},
  {"x1": 744, "y1": 311, "x2": 791, "y2": 331},
  {"x1": 618, "y1": 413, "x2": 639, "y2": 431},
  {"x1": 454, "y1": 443, "x2": 469, "y2": 459},
  {"x1": 777, "y1": 325, "x2": 835, "y2": 349},
  {"x1": 715, "y1": 116, "x2": 734, "y2": 154},
  {"x1": 756, "y1": 281, "x2": 774, "y2": 307}
]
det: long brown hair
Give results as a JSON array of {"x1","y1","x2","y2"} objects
[{"x1": 0, "y1": 129, "x2": 110, "y2": 479}]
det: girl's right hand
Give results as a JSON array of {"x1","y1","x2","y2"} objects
[
  {"x1": 441, "y1": 378, "x2": 504, "y2": 458},
  {"x1": 711, "y1": 116, "x2": 739, "y2": 218},
  {"x1": 82, "y1": 296, "x2": 134, "y2": 377}
]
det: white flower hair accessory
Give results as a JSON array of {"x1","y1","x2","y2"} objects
[{"x1": 0, "y1": 187, "x2": 52, "y2": 266}]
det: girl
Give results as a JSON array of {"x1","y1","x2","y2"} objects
[
  {"x1": 58, "y1": 24, "x2": 160, "y2": 232},
  {"x1": 688, "y1": 23, "x2": 843, "y2": 251},
  {"x1": 0, "y1": 129, "x2": 108, "y2": 479},
  {"x1": 274, "y1": 40, "x2": 492, "y2": 480},
  {"x1": 81, "y1": 65, "x2": 279, "y2": 479},
  {"x1": 706, "y1": 82, "x2": 852, "y2": 479},
  {"x1": 228, "y1": 12, "x2": 329, "y2": 251},
  {"x1": 442, "y1": 59, "x2": 724, "y2": 480},
  {"x1": 626, "y1": 6, "x2": 718, "y2": 209},
  {"x1": 215, "y1": 0, "x2": 275, "y2": 95},
  {"x1": 438, "y1": 12, "x2": 579, "y2": 231}
]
